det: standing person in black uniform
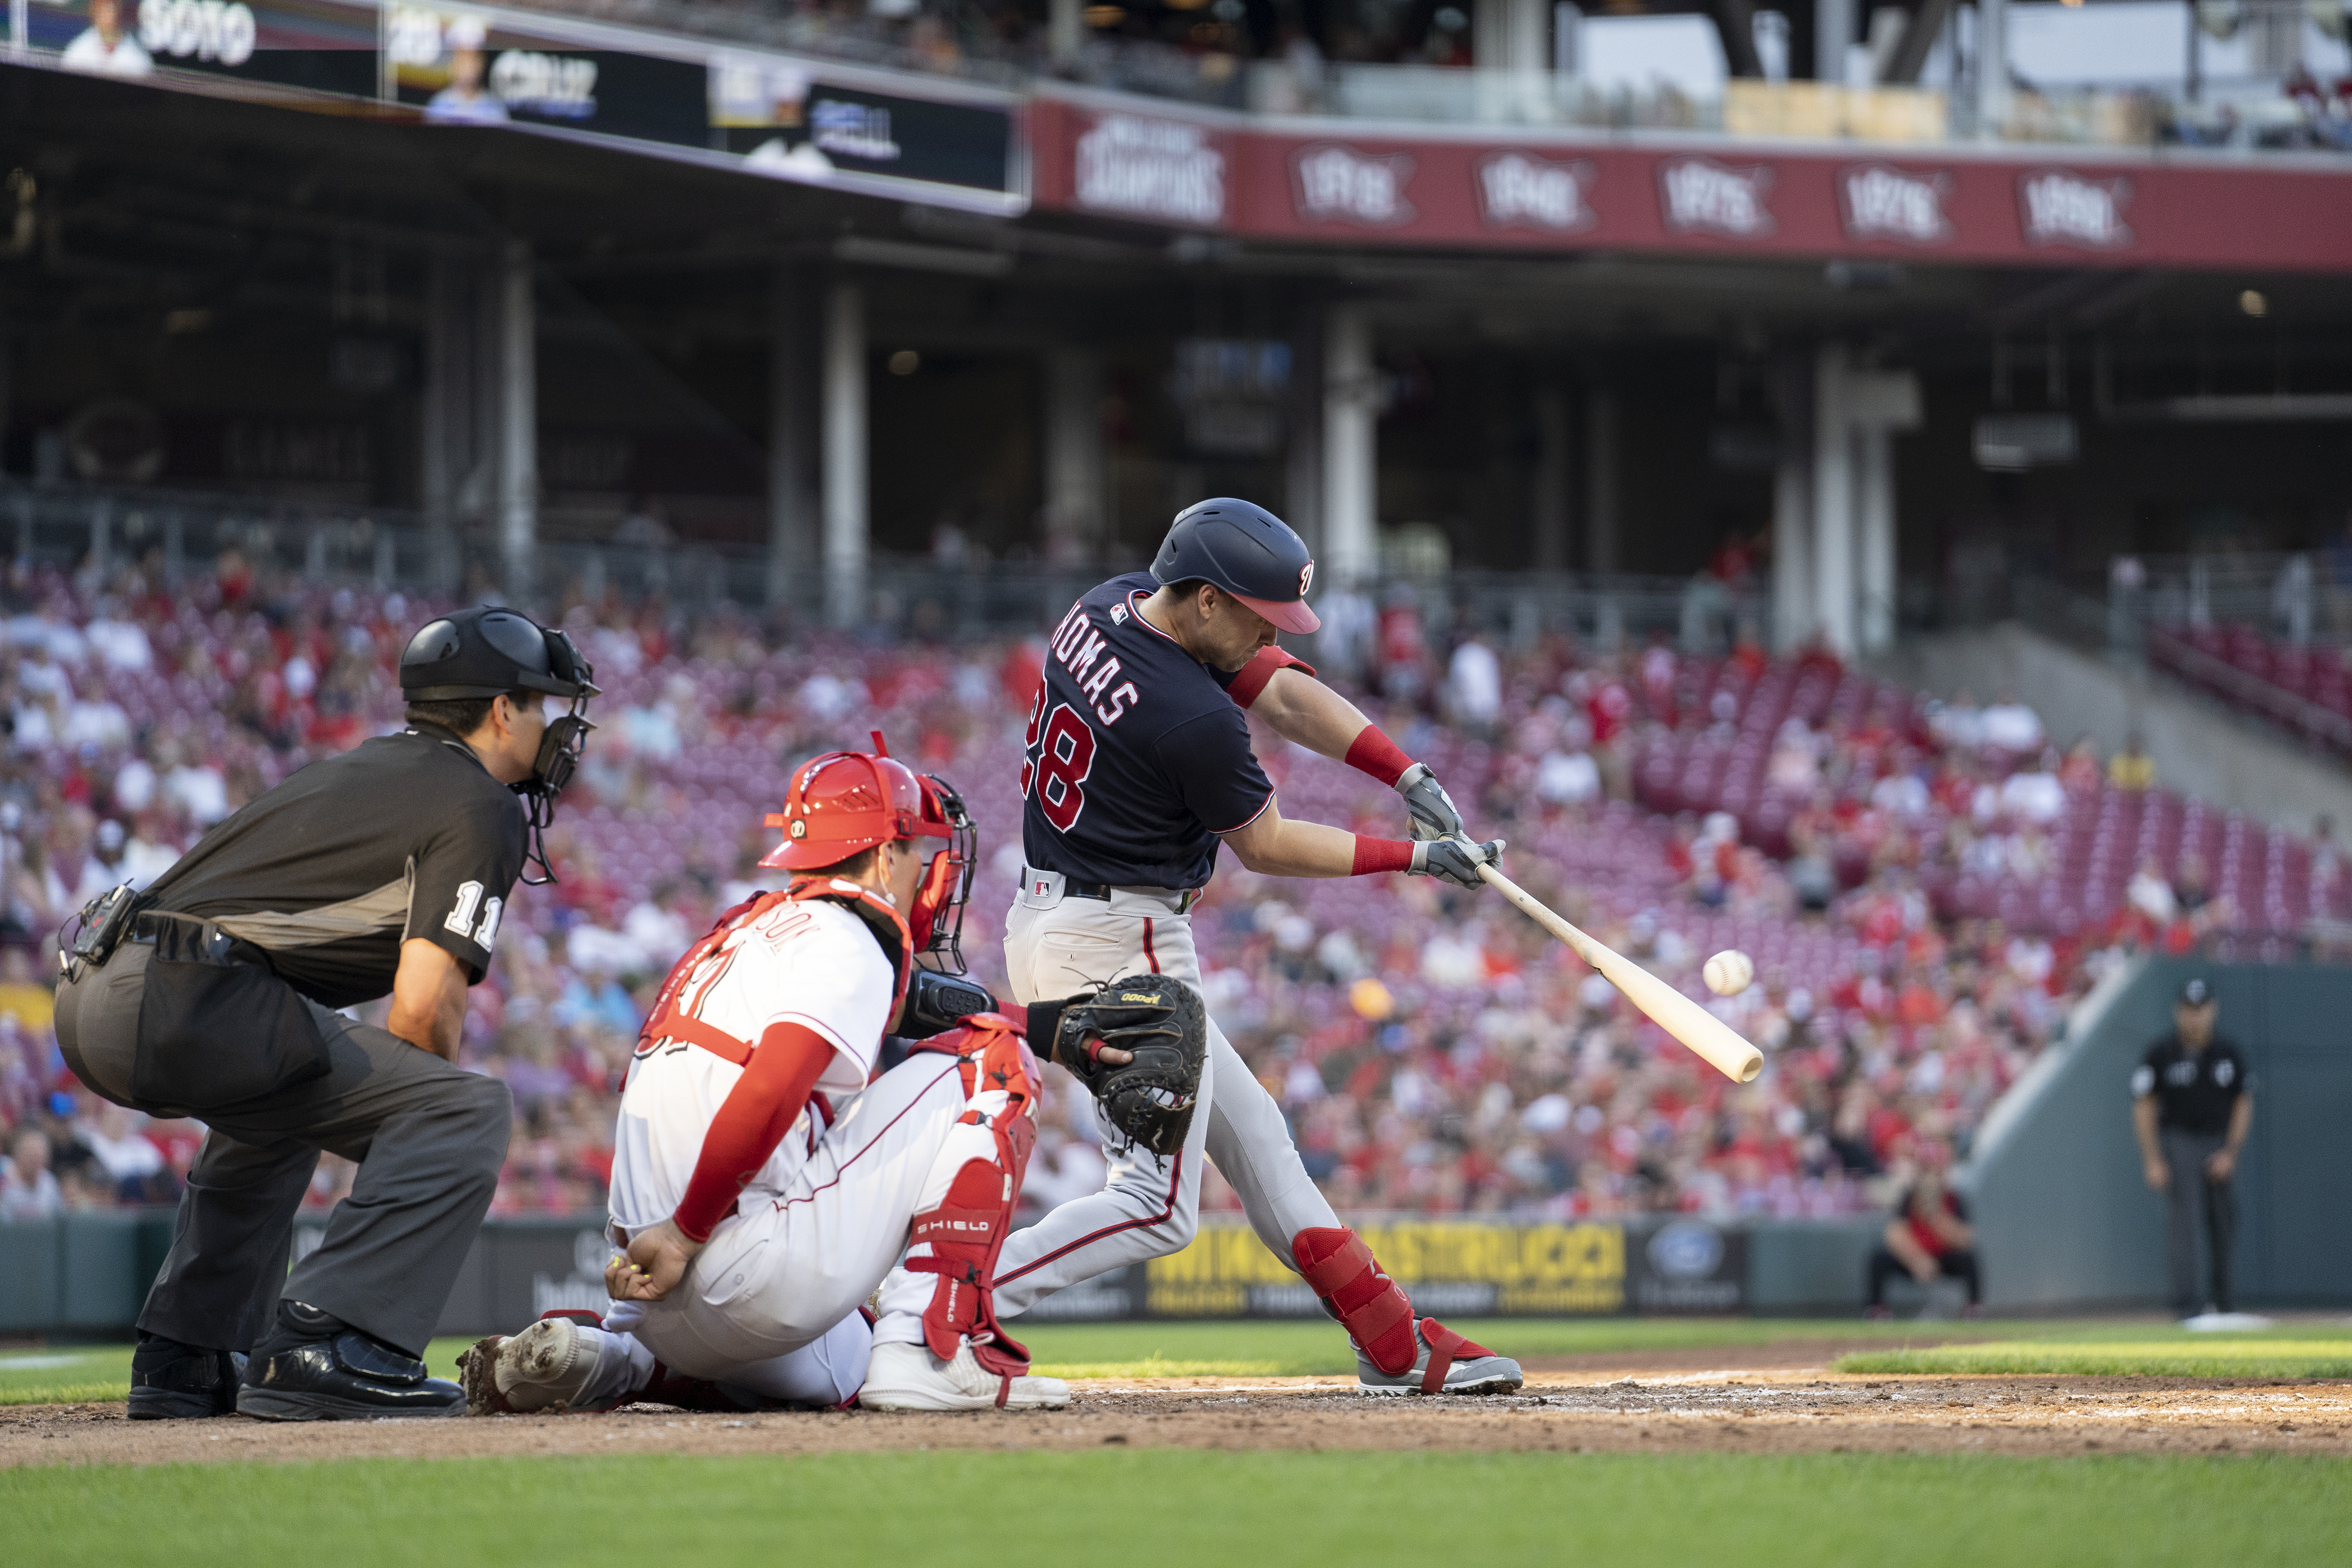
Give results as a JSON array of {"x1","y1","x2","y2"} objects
[
  {"x1": 2131, "y1": 977, "x2": 2255, "y2": 1320},
  {"x1": 53, "y1": 607, "x2": 596, "y2": 1420}
]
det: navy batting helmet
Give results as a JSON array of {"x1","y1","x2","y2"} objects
[{"x1": 1150, "y1": 498, "x2": 1320, "y2": 634}]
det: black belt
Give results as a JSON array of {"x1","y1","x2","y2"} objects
[
  {"x1": 1057, "y1": 877, "x2": 1202, "y2": 912},
  {"x1": 131, "y1": 911, "x2": 268, "y2": 969}
]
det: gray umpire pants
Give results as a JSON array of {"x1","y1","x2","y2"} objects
[
  {"x1": 54, "y1": 942, "x2": 512, "y2": 1358},
  {"x1": 2160, "y1": 1127, "x2": 2236, "y2": 1315}
]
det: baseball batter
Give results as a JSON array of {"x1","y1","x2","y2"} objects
[
  {"x1": 461, "y1": 745, "x2": 1065, "y2": 1415},
  {"x1": 879, "y1": 498, "x2": 1524, "y2": 1395}
]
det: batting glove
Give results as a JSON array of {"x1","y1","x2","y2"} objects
[
  {"x1": 1410, "y1": 837, "x2": 1503, "y2": 889},
  {"x1": 1396, "y1": 762, "x2": 1466, "y2": 843}
]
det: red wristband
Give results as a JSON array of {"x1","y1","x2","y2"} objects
[
  {"x1": 1343, "y1": 726, "x2": 1413, "y2": 787},
  {"x1": 1350, "y1": 836, "x2": 1414, "y2": 876}
]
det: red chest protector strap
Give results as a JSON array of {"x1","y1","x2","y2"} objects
[{"x1": 636, "y1": 879, "x2": 913, "y2": 1069}]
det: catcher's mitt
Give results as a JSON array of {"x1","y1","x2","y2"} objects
[{"x1": 1029, "y1": 974, "x2": 1206, "y2": 1158}]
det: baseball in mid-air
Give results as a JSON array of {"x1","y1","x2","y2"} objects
[{"x1": 1702, "y1": 949, "x2": 1755, "y2": 996}]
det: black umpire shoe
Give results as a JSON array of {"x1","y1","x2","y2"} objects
[
  {"x1": 236, "y1": 1301, "x2": 465, "y2": 1421},
  {"x1": 128, "y1": 1334, "x2": 249, "y2": 1420}
]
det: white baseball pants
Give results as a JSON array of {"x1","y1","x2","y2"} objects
[
  {"x1": 597, "y1": 1049, "x2": 1019, "y2": 1404},
  {"x1": 977, "y1": 877, "x2": 1340, "y2": 1316}
]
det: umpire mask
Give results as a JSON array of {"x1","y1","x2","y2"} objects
[{"x1": 400, "y1": 608, "x2": 600, "y2": 884}]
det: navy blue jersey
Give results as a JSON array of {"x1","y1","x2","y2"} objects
[{"x1": 1021, "y1": 573, "x2": 1272, "y2": 889}]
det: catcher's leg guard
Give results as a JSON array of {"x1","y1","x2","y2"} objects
[
  {"x1": 1292, "y1": 1226, "x2": 1418, "y2": 1378},
  {"x1": 904, "y1": 1021, "x2": 1040, "y2": 1380}
]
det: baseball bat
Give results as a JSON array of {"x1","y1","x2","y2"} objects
[{"x1": 1469, "y1": 855, "x2": 1765, "y2": 1084}]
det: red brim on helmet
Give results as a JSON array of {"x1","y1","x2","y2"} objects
[
  {"x1": 758, "y1": 750, "x2": 951, "y2": 870},
  {"x1": 757, "y1": 813, "x2": 948, "y2": 870},
  {"x1": 1232, "y1": 592, "x2": 1321, "y2": 635}
]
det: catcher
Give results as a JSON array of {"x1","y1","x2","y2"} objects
[
  {"x1": 460, "y1": 743, "x2": 1065, "y2": 1415},
  {"x1": 877, "y1": 500, "x2": 1524, "y2": 1397}
]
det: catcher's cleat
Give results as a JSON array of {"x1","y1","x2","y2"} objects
[
  {"x1": 456, "y1": 1334, "x2": 514, "y2": 1415},
  {"x1": 127, "y1": 1334, "x2": 248, "y2": 1420},
  {"x1": 462, "y1": 1314, "x2": 624, "y2": 1415},
  {"x1": 857, "y1": 1339, "x2": 1071, "y2": 1412},
  {"x1": 1355, "y1": 1318, "x2": 1523, "y2": 1397}
]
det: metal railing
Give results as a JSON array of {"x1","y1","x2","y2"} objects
[
  {"x1": 2, "y1": 480, "x2": 1769, "y2": 651},
  {"x1": 1990, "y1": 556, "x2": 2352, "y2": 761}
]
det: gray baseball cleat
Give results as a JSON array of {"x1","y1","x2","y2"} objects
[{"x1": 1356, "y1": 1317, "x2": 1524, "y2": 1396}]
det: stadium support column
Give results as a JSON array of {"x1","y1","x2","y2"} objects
[
  {"x1": 1855, "y1": 424, "x2": 1894, "y2": 653},
  {"x1": 1285, "y1": 313, "x2": 1324, "y2": 565},
  {"x1": 1846, "y1": 368, "x2": 1920, "y2": 655},
  {"x1": 1473, "y1": 0, "x2": 1548, "y2": 69},
  {"x1": 1815, "y1": 0, "x2": 1855, "y2": 82},
  {"x1": 1323, "y1": 302, "x2": 1377, "y2": 586},
  {"x1": 1770, "y1": 353, "x2": 1814, "y2": 650},
  {"x1": 420, "y1": 255, "x2": 468, "y2": 595},
  {"x1": 1048, "y1": 0, "x2": 1082, "y2": 68},
  {"x1": 767, "y1": 265, "x2": 817, "y2": 606},
  {"x1": 1810, "y1": 342, "x2": 1855, "y2": 655},
  {"x1": 1976, "y1": 0, "x2": 2010, "y2": 133},
  {"x1": 822, "y1": 279, "x2": 867, "y2": 628},
  {"x1": 1532, "y1": 383, "x2": 1572, "y2": 573},
  {"x1": 1808, "y1": 347, "x2": 1919, "y2": 657},
  {"x1": 1043, "y1": 346, "x2": 1105, "y2": 561},
  {"x1": 1584, "y1": 388, "x2": 1618, "y2": 575},
  {"x1": 496, "y1": 239, "x2": 537, "y2": 602}
]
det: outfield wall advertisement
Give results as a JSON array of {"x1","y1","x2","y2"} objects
[
  {"x1": 8, "y1": 0, "x2": 1024, "y2": 212},
  {"x1": 0, "y1": 1213, "x2": 1803, "y2": 1334},
  {"x1": 398, "y1": 1217, "x2": 1748, "y2": 1337}
]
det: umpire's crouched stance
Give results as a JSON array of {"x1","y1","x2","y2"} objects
[{"x1": 54, "y1": 608, "x2": 596, "y2": 1421}]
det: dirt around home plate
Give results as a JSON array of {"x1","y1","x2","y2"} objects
[{"x1": 6, "y1": 1367, "x2": 2350, "y2": 1468}]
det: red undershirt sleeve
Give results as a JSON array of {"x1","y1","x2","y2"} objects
[
  {"x1": 1224, "y1": 645, "x2": 1319, "y2": 708},
  {"x1": 674, "y1": 1021, "x2": 834, "y2": 1243}
]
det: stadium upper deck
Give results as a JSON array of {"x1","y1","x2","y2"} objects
[{"x1": 2, "y1": 0, "x2": 2348, "y2": 669}]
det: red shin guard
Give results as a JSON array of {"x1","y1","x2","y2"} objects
[
  {"x1": 906, "y1": 1016, "x2": 1040, "y2": 1380},
  {"x1": 1292, "y1": 1226, "x2": 1418, "y2": 1378}
]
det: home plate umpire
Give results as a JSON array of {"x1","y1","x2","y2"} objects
[{"x1": 53, "y1": 607, "x2": 596, "y2": 1421}]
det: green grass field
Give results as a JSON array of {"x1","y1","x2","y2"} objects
[
  {"x1": 1835, "y1": 1324, "x2": 2352, "y2": 1380},
  {"x1": 5, "y1": 1450, "x2": 2348, "y2": 1567},
  {"x1": 12, "y1": 1314, "x2": 2349, "y2": 1407},
  {"x1": 1836, "y1": 1341, "x2": 2352, "y2": 1378},
  {"x1": 2, "y1": 1315, "x2": 2048, "y2": 1406}
]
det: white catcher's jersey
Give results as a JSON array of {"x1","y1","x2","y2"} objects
[{"x1": 608, "y1": 897, "x2": 895, "y2": 1236}]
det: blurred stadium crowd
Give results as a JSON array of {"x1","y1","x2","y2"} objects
[{"x1": 3, "y1": 549, "x2": 2344, "y2": 1231}]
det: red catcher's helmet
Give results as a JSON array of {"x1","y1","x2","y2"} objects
[
  {"x1": 762, "y1": 749, "x2": 945, "y2": 870},
  {"x1": 760, "y1": 740, "x2": 978, "y2": 970}
]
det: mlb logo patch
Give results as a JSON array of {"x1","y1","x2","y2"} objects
[
  {"x1": 1033, "y1": 878, "x2": 1051, "y2": 895},
  {"x1": 1110, "y1": 604, "x2": 1129, "y2": 624}
]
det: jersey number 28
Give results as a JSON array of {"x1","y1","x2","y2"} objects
[{"x1": 1021, "y1": 687, "x2": 1096, "y2": 832}]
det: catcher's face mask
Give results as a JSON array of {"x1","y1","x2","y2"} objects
[{"x1": 909, "y1": 774, "x2": 976, "y2": 972}]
